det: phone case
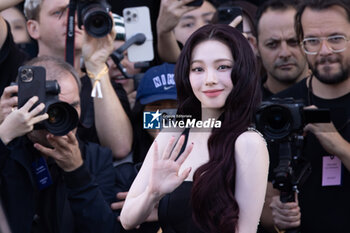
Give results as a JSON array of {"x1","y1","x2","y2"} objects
[
  {"x1": 18, "y1": 66, "x2": 46, "y2": 110},
  {"x1": 123, "y1": 6, "x2": 154, "y2": 62},
  {"x1": 217, "y1": 6, "x2": 243, "y2": 32}
]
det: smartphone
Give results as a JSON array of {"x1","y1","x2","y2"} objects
[
  {"x1": 217, "y1": 6, "x2": 243, "y2": 32},
  {"x1": 17, "y1": 66, "x2": 46, "y2": 111},
  {"x1": 123, "y1": 6, "x2": 154, "y2": 62},
  {"x1": 304, "y1": 108, "x2": 331, "y2": 124},
  {"x1": 186, "y1": 0, "x2": 204, "y2": 7}
]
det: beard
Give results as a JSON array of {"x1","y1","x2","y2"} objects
[{"x1": 311, "y1": 56, "x2": 349, "y2": 84}]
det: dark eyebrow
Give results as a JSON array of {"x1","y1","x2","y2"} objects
[{"x1": 265, "y1": 38, "x2": 281, "y2": 43}]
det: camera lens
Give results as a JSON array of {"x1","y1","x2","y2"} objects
[
  {"x1": 47, "y1": 107, "x2": 64, "y2": 124},
  {"x1": 21, "y1": 68, "x2": 33, "y2": 82},
  {"x1": 44, "y1": 102, "x2": 79, "y2": 136},
  {"x1": 82, "y1": 4, "x2": 113, "y2": 38},
  {"x1": 267, "y1": 108, "x2": 289, "y2": 130},
  {"x1": 258, "y1": 105, "x2": 292, "y2": 140}
]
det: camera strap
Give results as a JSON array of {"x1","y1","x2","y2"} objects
[{"x1": 65, "y1": 0, "x2": 77, "y2": 66}]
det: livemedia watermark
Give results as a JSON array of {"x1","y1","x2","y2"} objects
[{"x1": 143, "y1": 109, "x2": 221, "y2": 131}]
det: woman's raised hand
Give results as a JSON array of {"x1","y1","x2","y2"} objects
[{"x1": 149, "y1": 135, "x2": 193, "y2": 197}]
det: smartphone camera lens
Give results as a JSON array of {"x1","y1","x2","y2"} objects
[{"x1": 21, "y1": 68, "x2": 33, "y2": 82}]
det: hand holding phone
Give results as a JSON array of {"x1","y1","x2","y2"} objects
[
  {"x1": 0, "y1": 96, "x2": 48, "y2": 145},
  {"x1": 217, "y1": 6, "x2": 243, "y2": 32},
  {"x1": 18, "y1": 66, "x2": 46, "y2": 112}
]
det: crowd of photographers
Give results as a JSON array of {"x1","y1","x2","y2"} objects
[{"x1": 0, "y1": 0, "x2": 350, "y2": 232}]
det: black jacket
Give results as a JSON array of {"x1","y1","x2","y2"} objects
[{"x1": 0, "y1": 136, "x2": 120, "y2": 233}]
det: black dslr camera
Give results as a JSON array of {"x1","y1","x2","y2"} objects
[
  {"x1": 17, "y1": 66, "x2": 79, "y2": 136},
  {"x1": 77, "y1": 0, "x2": 113, "y2": 38},
  {"x1": 255, "y1": 98, "x2": 330, "y2": 142}
]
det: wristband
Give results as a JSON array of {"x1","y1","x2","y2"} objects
[{"x1": 86, "y1": 65, "x2": 109, "y2": 98}]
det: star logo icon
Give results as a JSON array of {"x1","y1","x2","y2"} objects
[
  {"x1": 150, "y1": 110, "x2": 162, "y2": 122},
  {"x1": 143, "y1": 110, "x2": 162, "y2": 129}
]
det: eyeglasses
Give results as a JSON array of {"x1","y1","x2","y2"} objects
[{"x1": 301, "y1": 35, "x2": 350, "y2": 55}]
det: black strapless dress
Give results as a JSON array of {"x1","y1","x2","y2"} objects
[{"x1": 158, "y1": 181, "x2": 204, "y2": 233}]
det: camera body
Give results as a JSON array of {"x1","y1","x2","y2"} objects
[
  {"x1": 77, "y1": 0, "x2": 113, "y2": 38},
  {"x1": 255, "y1": 97, "x2": 331, "y2": 141},
  {"x1": 255, "y1": 98, "x2": 305, "y2": 142},
  {"x1": 17, "y1": 66, "x2": 79, "y2": 136}
]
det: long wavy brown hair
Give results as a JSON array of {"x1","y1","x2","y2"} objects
[{"x1": 175, "y1": 24, "x2": 261, "y2": 233}]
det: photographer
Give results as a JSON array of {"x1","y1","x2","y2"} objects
[
  {"x1": 0, "y1": 0, "x2": 133, "y2": 159},
  {"x1": 0, "y1": 56, "x2": 120, "y2": 233},
  {"x1": 260, "y1": 0, "x2": 350, "y2": 232}
]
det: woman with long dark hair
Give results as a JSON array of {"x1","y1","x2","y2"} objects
[{"x1": 120, "y1": 24, "x2": 269, "y2": 233}]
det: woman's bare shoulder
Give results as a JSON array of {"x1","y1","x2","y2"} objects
[
  {"x1": 236, "y1": 129, "x2": 267, "y2": 148},
  {"x1": 235, "y1": 129, "x2": 268, "y2": 165}
]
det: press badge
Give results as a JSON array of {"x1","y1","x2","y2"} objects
[
  {"x1": 31, "y1": 157, "x2": 53, "y2": 190},
  {"x1": 322, "y1": 156, "x2": 342, "y2": 186}
]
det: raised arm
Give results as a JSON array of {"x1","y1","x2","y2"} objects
[
  {"x1": 156, "y1": 0, "x2": 197, "y2": 62},
  {"x1": 120, "y1": 133, "x2": 193, "y2": 230},
  {"x1": 82, "y1": 23, "x2": 133, "y2": 159},
  {"x1": 234, "y1": 131, "x2": 269, "y2": 233}
]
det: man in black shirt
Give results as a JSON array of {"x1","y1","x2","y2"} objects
[
  {"x1": 256, "y1": 0, "x2": 309, "y2": 99},
  {"x1": 260, "y1": 0, "x2": 350, "y2": 232}
]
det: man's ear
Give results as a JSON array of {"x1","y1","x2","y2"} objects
[{"x1": 27, "y1": 19, "x2": 40, "y2": 40}]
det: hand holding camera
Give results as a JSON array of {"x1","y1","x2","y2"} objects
[
  {"x1": 34, "y1": 131, "x2": 83, "y2": 172},
  {"x1": 0, "y1": 96, "x2": 48, "y2": 145},
  {"x1": 270, "y1": 194, "x2": 301, "y2": 230},
  {"x1": 17, "y1": 66, "x2": 79, "y2": 136},
  {"x1": 82, "y1": 11, "x2": 115, "y2": 71}
]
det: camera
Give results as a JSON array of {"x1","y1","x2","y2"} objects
[
  {"x1": 255, "y1": 98, "x2": 330, "y2": 142},
  {"x1": 77, "y1": 0, "x2": 113, "y2": 38},
  {"x1": 17, "y1": 66, "x2": 79, "y2": 136},
  {"x1": 40, "y1": 81, "x2": 79, "y2": 136},
  {"x1": 255, "y1": 98, "x2": 328, "y2": 206}
]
